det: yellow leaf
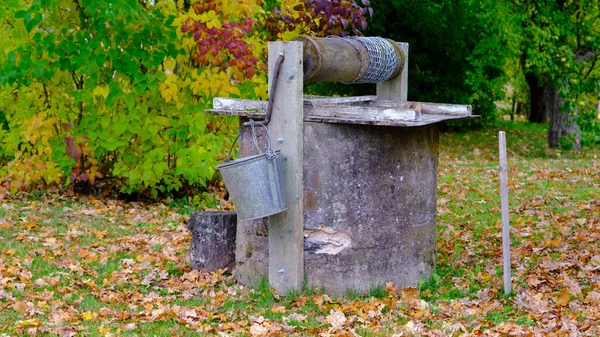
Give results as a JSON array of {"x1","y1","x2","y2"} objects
[
  {"x1": 98, "y1": 325, "x2": 110, "y2": 334},
  {"x1": 227, "y1": 86, "x2": 241, "y2": 97},
  {"x1": 210, "y1": 18, "x2": 222, "y2": 29},
  {"x1": 171, "y1": 16, "x2": 184, "y2": 27},
  {"x1": 94, "y1": 230, "x2": 109, "y2": 239},
  {"x1": 16, "y1": 318, "x2": 40, "y2": 327},
  {"x1": 163, "y1": 58, "x2": 176, "y2": 72},
  {"x1": 81, "y1": 312, "x2": 94, "y2": 320},
  {"x1": 93, "y1": 85, "x2": 110, "y2": 99},
  {"x1": 253, "y1": 84, "x2": 268, "y2": 100},
  {"x1": 556, "y1": 288, "x2": 570, "y2": 306}
]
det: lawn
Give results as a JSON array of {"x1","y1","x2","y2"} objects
[{"x1": 1, "y1": 121, "x2": 599, "y2": 336}]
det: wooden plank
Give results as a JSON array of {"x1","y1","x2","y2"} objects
[
  {"x1": 304, "y1": 114, "x2": 476, "y2": 127},
  {"x1": 371, "y1": 101, "x2": 472, "y2": 116},
  {"x1": 376, "y1": 42, "x2": 408, "y2": 101},
  {"x1": 305, "y1": 96, "x2": 376, "y2": 106},
  {"x1": 205, "y1": 108, "x2": 477, "y2": 126},
  {"x1": 267, "y1": 42, "x2": 304, "y2": 294},
  {"x1": 499, "y1": 131, "x2": 512, "y2": 295},
  {"x1": 204, "y1": 109, "x2": 265, "y2": 119},
  {"x1": 213, "y1": 98, "x2": 265, "y2": 111},
  {"x1": 207, "y1": 96, "x2": 475, "y2": 127},
  {"x1": 213, "y1": 96, "x2": 377, "y2": 110},
  {"x1": 204, "y1": 110, "x2": 476, "y2": 126},
  {"x1": 308, "y1": 105, "x2": 419, "y2": 122},
  {"x1": 212, "y1": 96, "x2": 471, "y2": 115},
  {"x1": 209, "y1": 98, "x2": 471, "y2": 117}
]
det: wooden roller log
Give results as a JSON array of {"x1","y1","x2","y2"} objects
[{"x1": 294, "y1": 36, "x2": 405, "y2": 83}]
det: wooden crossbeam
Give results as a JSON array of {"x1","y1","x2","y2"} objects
[{"x1": 208, "y1": 97, "x2": 475, "y2": 127}]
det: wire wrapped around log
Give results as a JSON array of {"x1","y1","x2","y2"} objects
[{"x1": 294, "y1": 36, "x2": 404, "y2": 84}]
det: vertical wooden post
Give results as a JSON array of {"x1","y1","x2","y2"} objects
[
  {"x1": 377, "y1": 42, "x2": 409, "y2": 102},
  {"x1": 267, "y1": 42, "x2": 304, "y2": 293},
  {"x1": 499, "y1": 131, "x2": 511, "y2": 295}
]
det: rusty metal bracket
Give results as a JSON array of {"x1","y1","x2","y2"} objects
[{"x1": 242, "y1": 53, "x2": 285, "y2": 127}]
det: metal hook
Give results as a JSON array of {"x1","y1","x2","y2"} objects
[{"x1": 242, "y1": 54, "x2": 285, "y2": 127}]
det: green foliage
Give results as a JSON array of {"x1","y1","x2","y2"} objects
[
  {"x1": 0, "y1": 0, "x2": 236, "y2": 198},
  {"x1": 366, "y1": 0, "x2": 520, "y2": 124},
  {"x1": 0, "y1": 0, "x2": 370, "y2": 199},
  {"x1": 516, "y1": 0, "x2": 600, "y2": 93},
  {"x1": 514, "y1": 0, "x2": 600, "y2": 139},
  {"x1": 577, "y1": 105, "x2": 600, "y2": 147}
]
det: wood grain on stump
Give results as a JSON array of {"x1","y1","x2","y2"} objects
[{"x1": 187, "y1": 211, "x2": 236, "y2": 272}]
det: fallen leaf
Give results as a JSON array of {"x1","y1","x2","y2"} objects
[
  {"x1": 325, "y1": 310, "x2": 347, "y2": 330},
  {"x1": 271, "y1": 305, "x2": 286, "y2": 313},
  {"x1": 94, "y1": 230, "x2": 109, "y2": 239},
  {"x1": 249, "y1": 323, "x2": 268, "y2": 336},
  {"x1": 12, "y1": 301, "x2": 28, "y2": 313},
  {"x1": 556, "y1": 288, "x2": 571, "y2": 307},
  {"x1": 288, "y1": 312, "x2": 307, "y2": 322}
]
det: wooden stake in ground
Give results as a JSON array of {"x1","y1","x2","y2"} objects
[{"x1": 499, "y1": 131, "x2": 511, "y2": 295}]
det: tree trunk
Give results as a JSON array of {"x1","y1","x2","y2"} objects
[
  {"x1": 525, "y1": 72, "x2": 548, "y2": 123},
  {"x1": 544, "y1": 82, "x2": 582, "y2": 150}
]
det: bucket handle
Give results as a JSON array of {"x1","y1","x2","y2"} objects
[
  {"x1": 224, "y1": 54, "x2": 285, "y2": 163},
  {"x1": 225, "y1": 120, "x2": 277, "y2": 162}
]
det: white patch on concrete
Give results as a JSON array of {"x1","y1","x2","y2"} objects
[
  {"x1": 305, "y1": 225, "x2": 352, "y2": 255},
  {"x1": 332, "y1": 202, "x2": 347, "y2": 222}
]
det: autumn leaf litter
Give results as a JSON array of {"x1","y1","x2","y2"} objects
[{"x1": 1, "y1": 125, "x2": 599, "y2": 336}]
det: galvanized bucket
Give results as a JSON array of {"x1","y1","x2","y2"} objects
[{"x1": 218, "y1": 121, "x2": 287, "y2": 221}]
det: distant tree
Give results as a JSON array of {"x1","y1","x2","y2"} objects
[
  {"x1": 513, "y1": 0, "x2": 600, "y2": 149},
  {"x1": 366, "y1": 0, "x2": 520, "y2": 125}
]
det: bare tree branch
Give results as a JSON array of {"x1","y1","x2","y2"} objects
[{"x1": 583, "y1": 55, "x2": 598, "y2": 81}]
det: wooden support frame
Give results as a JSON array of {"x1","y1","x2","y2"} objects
[
  {"x1": 267, "y1": 42, "x2": 304, "y2": 293},
  {"x1": 377, "y1": 42, "x2": 409, "y2": 102}
]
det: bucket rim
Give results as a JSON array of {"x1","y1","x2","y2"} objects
[
  {"x1": 217, "y1": 150, "x2": 281, "y2": 169},
  {"x1": 237, "y1": 207, "x2": 288, "y2": 221}
]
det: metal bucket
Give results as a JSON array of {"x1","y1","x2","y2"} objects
[{"x1": 218, "y1": 150, "x2": 287, "y2": 221}]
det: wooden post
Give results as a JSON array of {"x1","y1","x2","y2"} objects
[
  {"x1": 267, "y1": 42, "x2": 304, "y2": 293},
  {"x1": 377, "y1": 42, "x2": 409, "y2": 102},
  {"x1": 499, "y1": 131, "x2": 511, "y2": 295}
]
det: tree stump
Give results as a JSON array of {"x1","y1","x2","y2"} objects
[{"x1": 187, "y1": 211, "x2": 237, "y2": 272}]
